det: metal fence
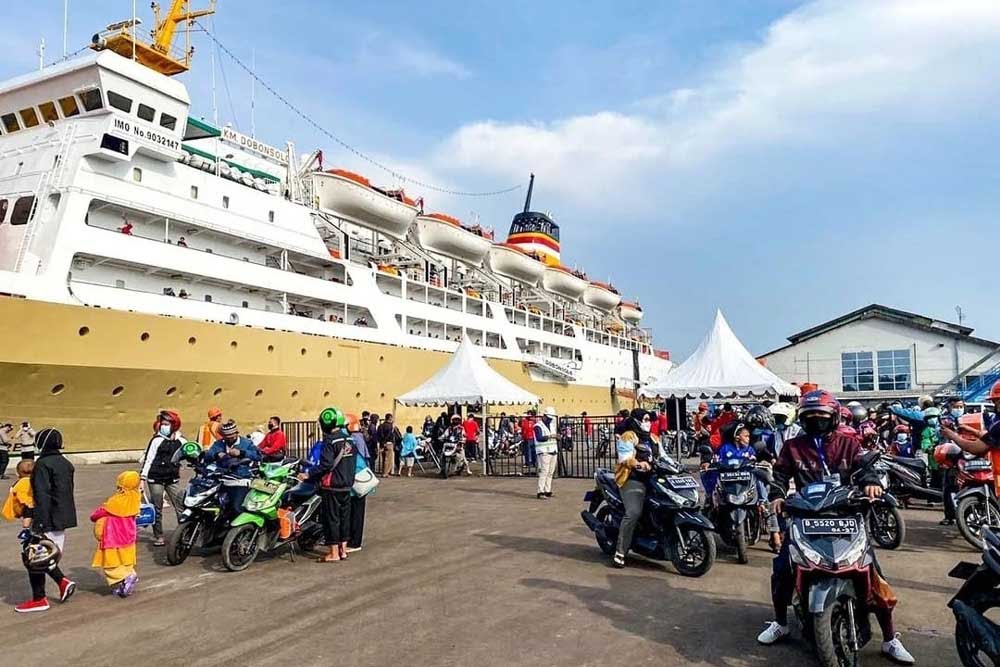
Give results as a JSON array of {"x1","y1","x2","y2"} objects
[
  {"x1": 484, "y1": 414, "x2": 619, "y2": 479},
  {"x1": 281, "y1": 420, "x2": 319, "y2": 461}
]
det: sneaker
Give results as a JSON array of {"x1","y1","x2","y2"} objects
[
  {"x1": 757, "y1": 621, "x2": 791, "y2": 645},
  {"x1": 119, "y1": 573, "x2": 139, "y2": 597},
  {"x1": 14, "y1": 598, "x2": 49, "y2": 613},
  {"x1": 57, "y1": 578, "x2": 76, "y2": 603},
  {"x1": 537, "y1": 493, "x2": 548, "y2": 500},
  {"x1": 612, "y1": 552, "x2": 626, "y2": 568},
  {"x1": 544, "y1": 492, "x2": 553, "y2": 498},
  {"x1": 345, "y1": 546, "x2": 363, "y2": 553},
  {"x1": 881, "y1": 634, "x2": 915, "y2": 664},
  {"x1": 939, "y1": 519, "x2": 955, "y2": 526},
  {"x1": 153, "y1": 537, "x2": 166, "y2": 547}
]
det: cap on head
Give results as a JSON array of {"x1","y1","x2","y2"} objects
[
  {"x1": 544, "y1": 406, "x2": 557, "y2": 418},
  {"x1": 220, "y1": 420, "x2": 239, "y2": 439},
  {"x1": 208, "y1": 407, "x2": 222, "y2": 420}
]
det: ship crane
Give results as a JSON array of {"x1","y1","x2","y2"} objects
[{"x1": 90, "y1": 1, "x2": 216, "y2": 76}]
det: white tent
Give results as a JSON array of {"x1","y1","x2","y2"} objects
[
  {"x1": 396, "y1": 335, "x2": 540, "y2": 407},
  {"x1": 641, "y1": 310, "x2": 800, "y2": 399}
]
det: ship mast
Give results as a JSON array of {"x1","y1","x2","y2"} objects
[{"x1": 523, "y1": 173, "x2": 535, "y2": 213}]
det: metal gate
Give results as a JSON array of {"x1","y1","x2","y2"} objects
[{"x1": 484, "y1": 414, "x2": 619, "y2": 479}]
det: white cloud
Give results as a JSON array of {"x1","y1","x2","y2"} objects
[
  {"x1": 353, "y1": 34, "x2": 471, "y2": 80},
  {"x1": 419, "y1": 0, "x2": 1000, "y2": 217},
  {"x1": 389, "y1": 43, "x2": 471, "y2": 79}
]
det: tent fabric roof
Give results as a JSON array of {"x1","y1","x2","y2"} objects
[
  {"x1": 396, "y1": 336, "x2": 540, "y2": 407},
  {"x1": 641, "y1": 310, "x2": 800, "y2": 399}
]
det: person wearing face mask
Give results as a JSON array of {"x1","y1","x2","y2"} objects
[
  {"x1": 140, "y1": 411, "x2": 185, "y2": 547},
  {"x1": 258, "y1": 416, "x2": 287, "y2": 463},
  {"x1": 205, "y1": 420, "x2": 262, "y2": 515},
  {"x1": 941, "y1": 381, "x2": 1000, "y2": 488},
  {"x1": 757, "y1": 390, "x2": 915, "y2": 664},
  {"x1": 612, "y1": 424, "x2": 653, "y2": 568},
  {"x1": 767, "y1": 403, "x2": 800, "y2": 459},
  {"x1": 892, "y1": 424, "x2": 913, "y2": 457}
]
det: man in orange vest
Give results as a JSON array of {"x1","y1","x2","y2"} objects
[{"x1": 198, "y1": 407, "x2": 224, "y2": 449}]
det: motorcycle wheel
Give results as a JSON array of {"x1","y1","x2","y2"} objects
[
  {"x1": 222, "y1": 524, "x2": 261, "y2": 572},
  {"x1": 813, "y1": 598, "x2": 860, "y2": 667},
  {"x1": 868, "y1": 503, "x2": 905, "y2": 550},
  {"x1": 594, "y1": 504, "x2": 617, "y2": 556},
  {"x1": 670, "y1": 526, "x2": 716, "y2": 577},
  {"x1": 747, "y1": 509, "x2": 762, "y2": 546},
  {"x1": 166, "y1": 521, "x2": 198, "y2": 566},
  {"x1": 297, "y1": 524, "x2": 323, "y2": 554},
  {"x1": 734, "y1": 523, "x2": 748, "y2": 564},
  {"x1": 957, "y1": 496, "x2": 998, "y2": 550}
]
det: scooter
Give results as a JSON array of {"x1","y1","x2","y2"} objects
[
  {"x1": 884, "y1": 453, "x2": 942, "y2": 507},
  {"x1": 221, "y1": 460, "x2": 323, "y2": 572},
  {"x1": 581, "y1": 454, "x2": 716, "y2": 577},
  {"x1": 955, "y1": 456, "x2": 999, "y2": 550},
  {"x1": 948, "y1": 527, "x2": 1000, "y2": 666},
  {"x1": 705, "y1": 458, "x2": 763, "y2": 564}
]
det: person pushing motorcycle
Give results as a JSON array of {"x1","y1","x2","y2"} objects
[{"x1": 757, "y1": 390, "x2": 915, "y2": 665}]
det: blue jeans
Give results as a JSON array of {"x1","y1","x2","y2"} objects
[{"x1": 523, "y1": 439, "x2": 536, "y2": 467}]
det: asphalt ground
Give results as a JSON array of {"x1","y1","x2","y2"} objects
[{"x1": 0, "y1": 464, "x2": 966, "y2": 666}]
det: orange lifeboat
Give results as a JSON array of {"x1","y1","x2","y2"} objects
[
  {"x1": 619, "y1": 300, "x2": 643, "y2": 324},
  {"x1": 541, "y1": 264, "x2": 588, "y2": 300},
  {"x1": 583, "y1": 281, "x2": 621, "y2": 311},
  {"x1": 414, "y1": 213, "x2": 492, "y2": 265},
  {"x1": 488, "y1": 243, "x2": 545, "y2": 286},
  {"x1": 311, "y1": 169, "x2": 419, "y2": 239}
]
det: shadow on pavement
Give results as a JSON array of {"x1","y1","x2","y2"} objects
[
  {"x1": 454, "y1": 486, "x2": 538, "y2": 500},
  {"x1": 479, "y1": 532, "x2": 668, "y2": 572}
]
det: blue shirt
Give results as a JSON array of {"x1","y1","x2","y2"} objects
[
  {"x1": 718, "y1": 442, "x2": 756, "y2": 462},
  {"x1": 401, "y1": 433, "x2": 418, "y2": 456}
]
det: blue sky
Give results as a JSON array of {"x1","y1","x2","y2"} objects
[{"x1": 4, "y1": 1, "x2": 1000, "y2": 358}]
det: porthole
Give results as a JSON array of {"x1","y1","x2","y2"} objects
[
  {"x1": 51, "y1": 383, "x2": 65, "y2": 395},
  {"x1": 188, "y1": 336, "x2": 197, "y2": 345},
  {"x1": 78, "y1": 326, "x2": 90, "y2": 336},
  {"x1": 379, "y1": 392, "x2": 385, "y2": 399},
  {"x1": 379, "y1": 355, "x2": 384, "y2": 362},
  {"x1": 165, "y1": 386, "x2": 177, "y2": 396},
  {"x1": 111, "y1": 386, "x2": 125, "y2": 397},
  {"x1": 213, "y1": 387, "x2": 223, "y2": 396},
  {"x1": 355, "y1": 392, "x2": 361, "y2": 399},
  {"x1": 323, "y1": 391, "x2": 330, "y2": 398},
  {"x1": 230, "y1": 341, "x2": 238, "y2": 350},
  {"x1": 326, "y1": 350, "x2": 332, "y2": 358},
  {"x1": 254, "y1": 389, "x2": 263, "y2": 397},
  {"x1": 291, "y1": 390, "x2": 299, "y2": 398},
  {"x1": 267, "y1": 345, "x2": 274, "y2": 353},
  {"x1": 140, "y1": 332, "x2": 150, "y2": 342},
  {"x1": 300, "y1": 348, "x2": 307, "y2": 356}
]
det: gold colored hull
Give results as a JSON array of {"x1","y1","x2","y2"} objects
[{"x1": 0, "y1": 297, "x2": 620, "y2": 451}]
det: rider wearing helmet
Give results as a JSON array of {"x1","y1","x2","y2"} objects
[
  {"x1": 301, "y1": 408, "x2": 356, "y2": 562},
  {"x1": 767, "y1": 403, "x2": 800, "y2": 458},
  {"x1": 205, "y1": 420, "x2": 262, "y2": 515},
  {"x1": 941, "y1": 380, "x2": 1000, "y2": 501},
  {"x1": 756, "y1": 390, "x2": 914, "y2": 665},
  {"x1": 892, "y1": 424, "x2": 913, "y2": 457},
  {"x1": 140, "y1": 410, "x2": 185, "y2": 546}
]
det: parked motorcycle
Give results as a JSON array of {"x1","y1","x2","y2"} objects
[
  {"x1": 581, "y1": 454, "x2": 716, "y2": 577},
  {"x1": 784, "y1": 453, "x2": 885, "y2": 667},
  {"x1": 595, "y1": 425, "x2": 612, "y2": 458},
  {"x1": 884, "y1": 453, "x2": 942, "y2": 507},
  {"x1": 221, "y1": 460, "x2": 323, "y2": 572},
  {"x1": 956, "y1": 456, "x2": 999, "y2": 550},
  {"x1": 488, "y1": 429, "x2": 521, "y2": 458},
  {"x1": 705, "y1": 458, "x2": 763, "y2": 564},
  {"x1": 948, "y1": 527, "x2": 1000, "y2": 666}
]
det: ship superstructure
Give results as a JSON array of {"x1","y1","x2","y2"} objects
[{"x1": 0, "y1": 24, "x2": 670, "y2": 450}]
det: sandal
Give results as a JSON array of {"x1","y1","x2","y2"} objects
[{"x1": 317, "y1": 555, "x2": 340, "y2": 563}]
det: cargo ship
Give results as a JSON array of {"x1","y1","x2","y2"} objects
[{"x1": 0, "y1": 3, "x2": 671, "y2": 451}]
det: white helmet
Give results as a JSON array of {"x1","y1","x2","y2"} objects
[
  {"x1": 544, "y1": 406, "x2": 557, "y2": 418},
  {"x1": 769, "y1": 402, "x2": 797, "y2": 424}
]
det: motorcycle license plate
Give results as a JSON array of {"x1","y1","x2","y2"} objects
[
  {"x1": 965, "y1": 460, "x2": 991, "y2": 472},
  {"x1": 250, "y1": 479, "x2": 279, "y2": 494},
  {"x1": 801, "y1": 518, "x2": 859, "y2": 535},
  {"x1": 668, "y1": 475, "x2": 699, "y2": 490},
  {"x1": 720, "y1": 471, "x2": 752, "y2": 482}
]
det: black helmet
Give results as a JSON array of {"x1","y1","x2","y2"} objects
[
  {"x1": 744, "y1": 404, "x2": 775, "y2": 431},
  {"x1": 22, "y1": 536, "x2": 61, "y2": 572}
]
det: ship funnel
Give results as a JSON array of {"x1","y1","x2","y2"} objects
[{"x1": 523, "y1": 173, "x2": 535, "y2": 213}]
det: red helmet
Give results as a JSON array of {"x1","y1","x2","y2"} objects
[
  {"x1": 894, "y1": 424, "x2": 911, "y2": 434},
  {"x1": 934, "y1": 443, "x2": 961, "y2": 468},
  {"x1": 155, "y1": 410, "x2": 181, "y2": 434},
  {"x1": 990, "y1": 380, "x2": 1000, "y2": 402},
  {"x1": 798, "y1": 390, "x2": 840, "y2": 419},
  {"x1": 838, "y1": 406, "x2": 853, "y2": 422}
]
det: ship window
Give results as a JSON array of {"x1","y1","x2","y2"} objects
[
  {"x1": 268, "y1": 210, "x2": 274, "y2": 222},
  {"x1": 107, "y1": 91, "x2": 133, "y2": 113},
  {"x1": 58, "y1": 96, "x2": 80, "y2": 117},
  {"x1": 39, "y1": 102, "x2": 59, "y2": 123},
  {"x1": 100, "y1": 133, "x2": 129, "y2": 155},
  {"x1": 0, "y1": 199, "x2": 7, "y2": 223},
  {"x1": 159, "y1": 113, "x2": 177, "y2": 130},
  {"x1": 222, "y1": 195, "x2": 229, "y2": 209},
  {"x1": 137, "y1": 103, "x2": 155, "y2": 122},
  {"x1": 132, "y1": 168, "x2": 142, "y2": 183},
  {"x1": 190, "y1": 185, "x2": 198, "y2": 199},
  {"x1": 204, "y1": 295, "x2": 213, "y2": 303},
  {"x1": 242, "y1": 300, "x2": 249, "y2": 308},
  {"x1": 115, "y1": 279, "x2": 125, "y2": 288},
  {"x1": 79, "y1": 89, "x2": 103, "y2": 111},
  {"x1": 10, "y1": 196, "x2": 35, "y2": 225},
  {"x1": 1, "y1": 114, "x2": 18, "y2": 133},
  {"x1": 18, "y1": 108, "x2": 39, "y2": 128}
]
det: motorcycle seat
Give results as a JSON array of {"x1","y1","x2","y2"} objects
[{"x1": 890, "y1": 456, "x2": 926, "y2": 472}]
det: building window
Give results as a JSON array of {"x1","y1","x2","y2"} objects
[
  {"x1": 107, "y1": 91, "x2": 133, "y2": 113},
  {"x1": 38, "y1": 102, "x2": 59, "y2": 123},
  {"x1": 190, "y1": 185, "x2": 198, "y2": 199},
  {"x1": 965, "y1": 375, "x2": 981, "y2": 391},
  {"x1": 160, "y1": 113, "x2": 177, "y2": 130},
  {"x1": 877, "y1": 349, "x2": 911, "y2": 391},
  {"x1": 79, "y1": 89, "x2": 103, "y2": 111},
  {"x1": 1, "y1": 113, "x2": 19, "y2": 133},
  {"x1": 137, "y1": 103, "x2": 156, "y2": 122},
  {"x1": 18, "y1": 108, "x2": 39, "y2": 128},
  {"x1": 222, "y1": 195, "x2": 229, "y2": 209},
  {"x1": 132, "y1": 168, "x2": 142, "y2": 183},
  {"x1": 841, "y1": 351, "x2": 874, "y2": 392},
  {"x1": 0, "y1": 199, "x2": 7, "y2": 224},
  {"x1": 58, "y1": 96, "x2": 80, "y2": 117}
]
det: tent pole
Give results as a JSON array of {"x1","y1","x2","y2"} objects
[
  {"x1": 482, "y1": 400, "x2": 488, "y2": 477},
  {"x1": 673, "y1": 397, "x2": 681, "y2": 459}
]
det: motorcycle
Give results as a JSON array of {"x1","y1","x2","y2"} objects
[
  {"x1": 166, "y1": 461, "x2": 252, "y2": 566},
  {"x1": 705, "y1": 458, "x2": 763, "y2": 564},
  {"x1": 863, "y1": 452, "x2": 906, "y2": 550},
  {"x1": 221, "y1": 460, "x2": 323, "y2": 572},
  {"x1": 595, "y1": 425, "x2": 611, "y2": 458},
  {"x1": 439, "y1": 436, "x2": 461, "y2": 478},
  {"x1": 956, "y1": 456, "x2": 999, "y2": 550},
  {"x1": 784, "y1": 453, "x2": 886, "y2": 667},
  {"x1": 883, "y1": 453, "x2": 942, "y2": 507},
  {"x1": 581, "y1": 454, "x2": 716, "y2": 577},
  {"x1": 948, "y1": 527, "x2": 1000, "y2": 666},
  {"x1": 487, "y1": 429, "x2": 521, "y2": 458}
]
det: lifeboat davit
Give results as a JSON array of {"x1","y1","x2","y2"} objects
[
  {"x1": 488, "y1": 243, "x2": 545, "y2": 286},
  {"x1": 414, "y1": 213, "x2": 492, "y2": 266},
  {"x1": 542, "y1": 264, "x2": 588, "y2": 300},
  {"x1": 583, "y1": 281, "x2": 621, "y2": 312},
  {"x1": 620, "y1": 300, "x2": 643, "y2": 324},
  {"x1": 311, "y1": 169, "x2": 419, "y2": 240}
]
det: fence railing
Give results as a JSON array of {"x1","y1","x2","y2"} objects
[{"x1": 484, "y1": 414, "x2": 620, "y2": 479}]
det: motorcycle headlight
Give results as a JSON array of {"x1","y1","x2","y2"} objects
[
  {"x1": 661, "y1": 486, "x2": 696, "y2": 508},
  {"x1": 184, "y1": 490, "x2": 213, "y2": 507},
  {"x1": 727, "y1": 491, "x2": 750, "y2": 506},
  {"x1": 790, "y1": 524, "x2": 826, "y2": 567},
  {"x1": 837, "y1": 528, "x2": 869, "y2": 568},
  {"x1": 244, "y1": 497, "x2": 270, "y2": 512}
]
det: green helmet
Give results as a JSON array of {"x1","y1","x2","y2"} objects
[
  {"x1": 181, "y1": 441, "x2": 202, "y2": 461},
  {"x1": 319, "y1": 407, "x2": 346, "y2": 432}
]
